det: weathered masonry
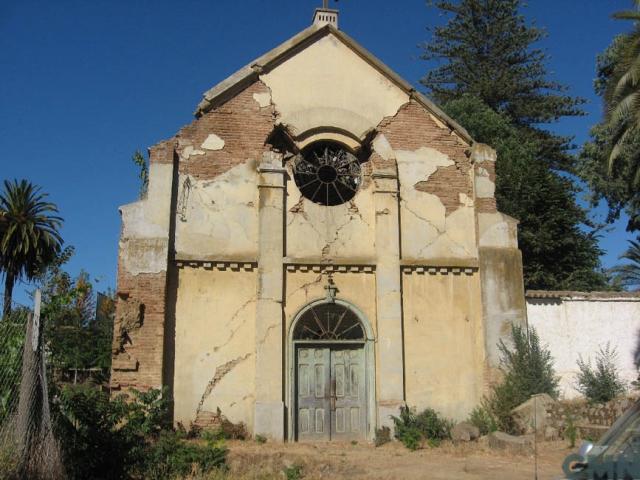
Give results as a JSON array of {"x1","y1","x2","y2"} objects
[{"x1": 110, "y1": 8, "x2": 527, "y2": 441}]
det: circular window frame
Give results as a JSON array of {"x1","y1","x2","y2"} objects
[{"x1": 292, "y1": 141, "x2": 362, "y2": 206}]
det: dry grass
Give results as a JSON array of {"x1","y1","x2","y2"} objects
[{"x1": 182, "y1": 438, "x2": 573, "y2": 480}]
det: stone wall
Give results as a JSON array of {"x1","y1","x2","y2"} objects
[
  {"x1": 527, "y1": 291, "x2": 640, "y2": 399},
  {"x1": 547, "y1": 396, "x2": 638, "y2": 441}
]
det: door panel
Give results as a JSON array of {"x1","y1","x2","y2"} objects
[
  {"x1": 297, "y1": 347, "x2": 330, "y2": 441},
  {"x1": 331, "y1": 348, "x2": 366, "y2": 441},
  {"x1": 296, "y1": 346, "x2": 366, "y2": 441}
]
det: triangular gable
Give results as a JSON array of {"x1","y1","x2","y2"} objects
[{"x1": 195, "y1": 24, "x2": 472, "y2": 145}]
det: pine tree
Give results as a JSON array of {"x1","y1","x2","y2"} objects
[
  {"x1": 421, "y1": 0, "x2": 585, "y2": 171},
  {"x1": 444, "y1": 95, "x2": 608, "y2": 290},
  {"x1": 421, "y1": 0, "x2": 608, "y2": 290}
]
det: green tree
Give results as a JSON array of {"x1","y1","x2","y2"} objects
[
  {"x1": 444, "y1": 95, "x2": 608, "y2": 290},
  {"x1": 579, "y1": 31, "x2": 640, "y2": 232},
  {"x1": 0, "y1": 180, "x2": 63, "y2": 317},
  {"x1": 576, "y1": 344, "x2": 627, "y2": 403},
  {"x1": 486, "y1": 325, "x2": 559, "y2": 432},
  {"x1": 421, "y1": 0, "x2": 585, "y2": 171},
  {"x1": 39, "y1": 258, "x2": 115, "y2": 380},
  {"x1": 421, "y1": 0, "x2": 608, "y2": 290},
  {"x1": 603, "y1": 3, "x2": 640, "y2": 169},
  {"x1": 610, "y1": 238, "x2": 640, "y2": 289}
]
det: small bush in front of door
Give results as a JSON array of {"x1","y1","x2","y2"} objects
[{"x1": 391, "y1": 406, "x2": 454, "y2": 450}]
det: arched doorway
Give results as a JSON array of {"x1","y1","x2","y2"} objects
[{"x1": 287, "y1": 299, "x2": 375, "y2": 442}]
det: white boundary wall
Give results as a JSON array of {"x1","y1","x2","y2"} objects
[{"x1": 526, "y1": 291, "x2": 639, "y2": 399}]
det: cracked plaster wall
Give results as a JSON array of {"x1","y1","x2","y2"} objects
[
  {"x1": 119, "y1": 162, "x2": 173, "y2": 276},
  {"x1": 395, "y1": 146, "x2": 477, "y2": 260},
  {"x1": 403, "y1": 272, "x2": 485, "y2": 420},
  {"x1": 284, "y1": 271, "x2": 377, "y2": 337},
  {"x1": 285, "y1": 178, "x2": 376, "y2": 261},
  {"x1": 175, "y1": 163, "x2": 259, "y2": 260},
  {"x1": 173, "y1": 268, "x2": 256, "y2": 429}
]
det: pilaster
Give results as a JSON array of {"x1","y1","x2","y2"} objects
[
  {"x1": 254, "y1": 150, "x2": 286, "y2": 440},
  {"x1": 373, "y1": 170, "x2": 405, "y2": 429}
]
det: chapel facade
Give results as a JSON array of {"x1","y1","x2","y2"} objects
[{"x1": 110, "y1": 8, "x2": 527, "y2": 442}]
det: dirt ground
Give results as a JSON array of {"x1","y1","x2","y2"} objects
[{"x1": 223, "y1": 439, "x2": 572, "y2": 480}]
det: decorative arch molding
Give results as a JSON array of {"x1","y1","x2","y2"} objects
[
  {"x1": 287, "y1": 298, "x2": 375, "y2": 342},
  {"x1": 285, "y1": 297, "x2": 377, "y2": 441}
]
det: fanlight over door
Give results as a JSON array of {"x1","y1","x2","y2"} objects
[
  {"x1": 293, "y1": 303, "x2": 365, "y2": 341},
  {"x1": 294, "y1": 302, "x2": 367, "y2": 442}
]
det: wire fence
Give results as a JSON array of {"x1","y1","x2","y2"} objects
[{"x1": 0, "y1": 292, "x2": 65, "y2": 479}]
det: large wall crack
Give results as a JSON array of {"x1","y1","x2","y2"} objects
[
  {"x1": 213, "y1": 297, "x2": 257, "y2": 352},
  {"x1": 196, "y1": 353, "x2": 252, "y2": 416}
]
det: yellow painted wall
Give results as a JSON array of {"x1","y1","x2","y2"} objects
[
  {"x1": 402, "y1": 272, "x2": 486, "y2": 420},
  {"x1": 284, "y1": 271, "x2": 377, "y2": 336},
  {"x1": 173, "y1": 267, "x2": 257, "y2": 430}
]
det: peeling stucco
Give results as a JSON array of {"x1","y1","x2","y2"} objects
[
  {"x1": 201, "y1": 134, "x2": 225, "y2": 151},
  {"x1": 475, "y1": 167, "x2": 496, "y2": 199},
  {"x1": 252, "y1": 92, "x2": 272, "y2": 108},
  {"x1": 396, "y1": 147, "x2": 477, "y2": 260},
  {"x1": 175, "y1": 162, "x2": 259, "y2": 259}
]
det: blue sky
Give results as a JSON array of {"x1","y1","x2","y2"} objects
[{"x1": 0, "y1": 0, "x2": 634, "y2": 305}]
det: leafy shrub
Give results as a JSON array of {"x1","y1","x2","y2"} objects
[
  {"x1": 283, "y1": 464, "x2": 304, "y2": 480},
  {"x1": 564, "y1": 414, "x2": 577, "y2": 448},
  {"x1": 255, "y1": 434, "x2": 267, "y2": 444},
  {"x1": 576, "y1": 343, "x2": 627, "y2": 403},
  {"x1": 374, "y1": 426, "x2": 391, "y2": 447},
  {"x1": 55, "y1": 384, "x2": 143, "y2": 479},
  {"x1": 484, "y1": 325, "x2": 559, "y2": 432},
  {"x1": 0, "y1": 443, "x2": 18, "y2": 480},
  {"x1": 219, "y1": 415, "x2": 249, "y2": 440},
  {"x1": 0, "y1": 309, "x2": 26, "y2": 423},
  {"x1": 467, "y1": 405, "x2": 497, "y2": 436},
  {"x1": 141, "y1": 429, "x2": 227, "y2": 479},
  {"x1": 391, "y1": 405, "x2": 453, "y2": 450},
  {"x1": 54, "y1": 385, "x2": 227, "y2": 479}
]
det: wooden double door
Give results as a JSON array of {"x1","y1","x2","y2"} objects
[{"x1": 296, "y1": 345, "x2": 367, "y2": 441}]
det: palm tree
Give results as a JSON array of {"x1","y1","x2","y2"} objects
[
  {"x1": 605, "y1": 2, "x2": 640, "y2": 174},
  {"x1": 0, "y1": 180, "x2": 63, "y2": 317},
  {"x1": 610, "y1": 238, "x2": 640, "y2": 289}
]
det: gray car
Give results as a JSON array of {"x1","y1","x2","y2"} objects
[{"x1": 563, "y1": 399, "x2": 640, "y2": 479}]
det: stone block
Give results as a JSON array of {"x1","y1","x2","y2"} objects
[
  {"x1": 511, "y1": 393, "x2": 556, "y2": 435},
  {"x1": 487, "y1": 431, "x2": 533, "y2": 455},
  {"x1": 451, "y1": 422, "x2": 480, "y2": 442}
]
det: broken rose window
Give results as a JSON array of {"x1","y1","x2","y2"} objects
[
  {"x1": 293, "y1": 141, "x2": 361, "y2": 206},
  {"x1": 293, "y1": 303, "x2": 365, "y2": 341}
]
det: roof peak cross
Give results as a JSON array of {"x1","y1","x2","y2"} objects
[{"x1": 321, "y1": 0, "x2": 337, "y2": 11}]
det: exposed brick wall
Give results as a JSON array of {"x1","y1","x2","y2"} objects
[
  {"x1": 415, "y1": 164, "x2": 472, "y2": 215},
  {"x1": 111, "y1": 252, "x2": 168, "y2": 391},
  {"x1": 177, "y1": 81, "x2": 276, "y2": 180},
  {"x1": 149, "y1": 139, "x2": 177, "y2": 165},
  {"x1": 378, "y1": 101, "x2": 472, "y2": 212}
]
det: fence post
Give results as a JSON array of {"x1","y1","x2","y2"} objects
[{"x1": 15, "y1": 290, "x2": 43, "y2": 476}]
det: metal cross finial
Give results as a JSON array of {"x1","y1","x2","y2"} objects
[
  {"x1": 324, "y1": 274, "x2": 339, "y2": 303},
  {"x1": 322, "y1": 0, "x2": 337, "y2": 9}
]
